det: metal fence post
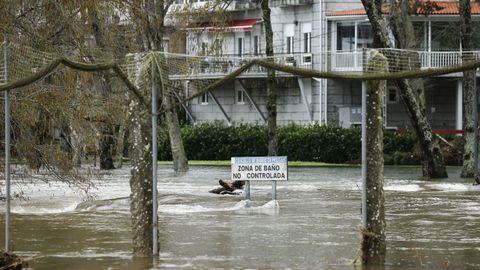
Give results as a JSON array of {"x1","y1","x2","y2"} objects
[
  {"x1": 152, "y1": 54, "x2": 159, "y2": 257},
  {"x1": 361, "y1": 81, "x2": 367, "y2": 227},
  {"x1": 272, "y1": 180, "x2": 277, "y2": 201},
  {"x1": 4, "y1": 40, "x2": 11, "y2": 252}
]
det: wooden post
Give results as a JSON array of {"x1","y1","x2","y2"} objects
[{"x1": 361, "y1": 50, "x2": 387, "y2": 265}]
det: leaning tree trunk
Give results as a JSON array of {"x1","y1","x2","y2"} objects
[
  {"x1": 361, "y1": 0, "x2": 447, "y2": 178},
  {"x1": 262, "y1": 0, "x2": 278, "y2": 156},
  {"x1": 361, "y1": 50, "x2": 387, "y2": 265},
  {"x1": 395, "y1": 79, "x2": 447, "y2": 178},
  {"x1": 163, "y1": 85, "x2": 189, "y2": 173},
  {"x1": 128, "y1": 95, "x2": 154, "y2": 256},
  {"x1": 460, "y1": 0, "x2": 478, "y2": 177},
  {"x1": 388, "y1": 0, "x2": 447, "y2": 178},
  {"x1": 137, "y1": 0, "x2": 188, "y2": 173}
]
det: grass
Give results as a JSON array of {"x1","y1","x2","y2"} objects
[{"x1": 158, "y1": 160, "x2": 359, "y2": 167}]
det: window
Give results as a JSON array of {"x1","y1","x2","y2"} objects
[
  {"x1": 286, "y1": 36, "x2": 294, "y2": 54},
  {"x1": 284, "y1": 24, "x2": 295, "y2": 54},
  {"x1": 201, "y1": 92, "x2": 209, "y2": 104},
  {"x1": 431, "y1": 22, "x2": 459, "y2": 51},
  {"x1": 237, "y1": 89, "x2": 246, "y2": 104},
  {"x1": 357, "y1": 22, "x2": 372, "y2": 49},
  {"x1": 302, "y1": 23, "x2": 312, "y2": 53},
  {"x1": 302, "y1": 23, "x2": 312, "y2": 64},
  {"x1": 336, "y1": 21, "x2": 373, "y2": 51},
  {"x1": 413, "y1": 21, "x2": 428, "y2": 50},
  {"x1": 303, "y1": 32, "x2": 311, "y2": 53},
  {"x1": 473, "y1": 21, "x2": 480, "y2": 49},
  {"x1": 253, "y1": 35, "x2": 259, "y2": 56},
  {"x1": 237, "y1": 37, "x2": 244, "y2": 57},
  {"x1": 388, "y1": 87, "x2": 399, "y2": 103},
  {"x1": 337, "y1": 22, "x2": 355, "y2": 51}
]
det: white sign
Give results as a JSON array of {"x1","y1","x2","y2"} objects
[{"x1": 231, "y1": 156, "x2": 288, "y2": 181}]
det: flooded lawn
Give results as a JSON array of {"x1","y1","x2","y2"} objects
[{"x1": 1, "y1": 165, "x2": 479, "y2": 269}]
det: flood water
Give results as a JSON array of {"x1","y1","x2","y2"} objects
[{"x1": 1, "y1": 165, "x2": 480, "y2": 269}]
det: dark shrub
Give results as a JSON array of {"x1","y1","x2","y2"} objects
[{"x1": 158, "y1": 122, "x2": 460, "y2": 165}]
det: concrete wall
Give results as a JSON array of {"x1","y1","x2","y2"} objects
[{"x1": 188, "y1": 78, "x2": 315, "y2": 125}]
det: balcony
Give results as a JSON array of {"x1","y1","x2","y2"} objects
[
  {"x1": 328, "y1": 50, "x2": 480, "y2": 74},
  {"x1": 169, "y1": 53, "x2": 313, "y2": 80},
  {"x1": 270, "y1": 0, "x2": 313, "y2": 7},
  {"x1": 168, "y1": 0, "x2": 260, "y2": 13}
]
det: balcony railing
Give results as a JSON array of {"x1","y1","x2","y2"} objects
[
  {"x1": 168, "y1": 0, "x2": 260, "y2": 13},
  {"x1": 270, "y1": 0, "x2": 313, "y2": 7},
  {"x1": 329, "y1": 51, "x2": 364, "y2": 72},
  {"x1": 329, "y1": 50, "x2": 480, "y2": 72},
  {"x1": 169, "y1": 53, "x2": 313, "y2": 80},
  {"x1": 168, "y1": 49, "x2": 480, "y2": 80}
]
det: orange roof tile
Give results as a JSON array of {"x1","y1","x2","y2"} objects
[{"x1": 327, "y1": 1, "x2": 480, "y2": 17}]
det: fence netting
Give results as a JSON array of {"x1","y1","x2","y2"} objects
[{"x1": 2, "y1": 42, "x2": 480, "y2": 104}]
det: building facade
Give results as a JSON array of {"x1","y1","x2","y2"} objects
[{"x1": 168, "y1": 0, "x2": 480, "y2": 130}]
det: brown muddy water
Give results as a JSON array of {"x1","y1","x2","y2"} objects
[{"x1": 1, "y1": 165, "x2": 479, "y2": 269}]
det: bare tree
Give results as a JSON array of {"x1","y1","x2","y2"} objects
[
  {"x1": 128, "y1": 0, "x2": 189, "y2": 174},
  {"x1": 361, "y1": 0, "x2": 448, "y2": 178}
]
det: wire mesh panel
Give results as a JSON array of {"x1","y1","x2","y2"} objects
[
  {"x1": 8, "y1": 43, "x2": 55, "y2": 83},
  {"x1": 1, "y1": 43, "x2": 480, "y2": 98}
]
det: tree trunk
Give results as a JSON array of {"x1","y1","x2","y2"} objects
[
  {"x1": 461, "y1": 69, "x2": 477, "y2": 177},
  {"x1": 99, "y1": 124, "x2": 115, "y2": 170},
  {"x1": 70, "y1": 128, "x2": 84, "y2": 168},
  {"x1": 361, "y1": 50, "x2": 386, "y2": 265},
  {"x1": 388, "y1": 0, "x2": 446, "y2": 178},
  {"x1": 163, "y1": 85, "x2": 189, "y2": 173},
  {"x1": 362, "y1": 0, "x2": 448, "y2": 178},
  {"x1": 139, "y1": 0, "x2": 189, "y2": 173},
  {"x1": 460, "y1": 0, "x2": 478, "y2": 177},
  {"x1": 114, "y1": 124, "x2": 126, "y2": 169},
  {"x1": 262, "y1": 0, "x2": 278, "y2": 156},
  {"x1": 89, "y1": 7, "x2": 116, "y2": 170},
  {"x1": 128, "y1": 96, "x2": 154, "y2": 256},
  {"x1": 70, "y1": 75, "x2": 84, "y2": 168},
  {"x1": 395, "y1": 79, "x2": 447, "y2": 178}
]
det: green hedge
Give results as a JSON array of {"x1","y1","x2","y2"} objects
[
  {"x1": 158, "y1": 122, "x2": 422, "y2": 164},
  {"x1": 278, "y1": 125, "x2": 361, "y2": 163}
]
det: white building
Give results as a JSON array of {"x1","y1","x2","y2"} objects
[{"x1": 168, "y1": 0, "x2": 480, "y2": 131}]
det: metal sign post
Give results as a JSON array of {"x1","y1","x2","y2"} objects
[
  {"x1": 474, "y1": 68, "x2": 479, "y2": 184},
  {"x1": 245, "y1": 181, "x2": 251, "y2": 201},
  {"x1": 3, "y1": 40, "x2": 11, "y2": 252},
  {"x1": 272, "y1": 180, "x2": 277, "y2": 201},
  {"x1": 361, "y1": 81, "x2": 367, "y2": 227},
  {"x1": 151, "y1": 58, "x2": 159, "y2": 257}
]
